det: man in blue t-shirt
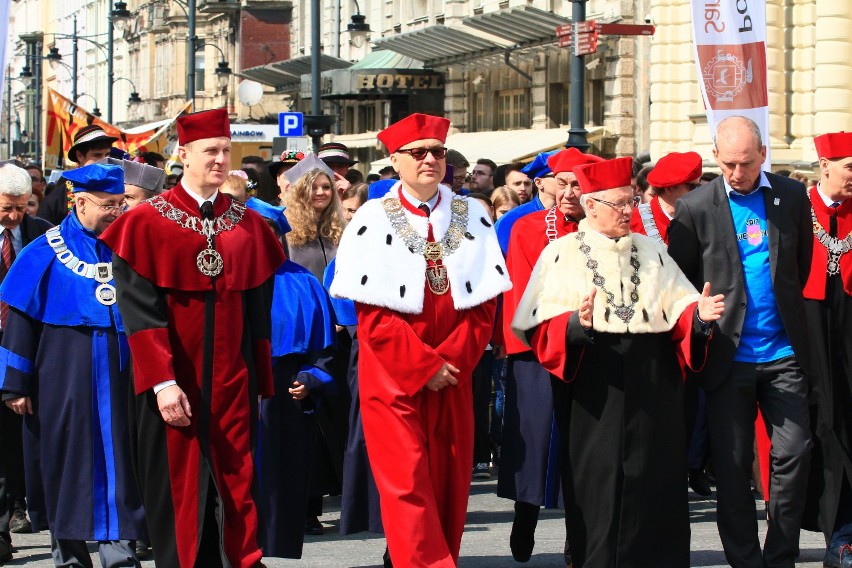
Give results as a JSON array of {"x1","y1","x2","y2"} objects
[{"x1": 668, "y1": 116, "x2": 813, "y2": 568}]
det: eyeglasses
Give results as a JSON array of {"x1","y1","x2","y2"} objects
[
  {"x1": 589, "y1": 195, "x2": 640, "y2": 212},
  {"x1": 30, "y1": 176, "x2": 45, "y2": 183},
  {"x1": 395, "y1": 147, "x2": 448, "y2": 161},
  {"x1": 81, "y1": 195, "x2": 126, "y2": 213}
]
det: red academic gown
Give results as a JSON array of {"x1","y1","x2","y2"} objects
[
  {"x1": 630, "y1": 195, "x2": 671, "y2": 245},
  {"x1": 502, "y1": 209, "x2": 578, "y2": 355},
  {"x1": 355, "y1": 199, "x2": 497, "y2": 568},
  {"x1": 101, "y1": 184, "x2": 285, "y2": 568}
]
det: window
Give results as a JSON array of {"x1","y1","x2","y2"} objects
[
  {"x1": 358, "y1": 104, "x2": 376, "y2": 132},
  {"x1": 194, "y1": 39, "x2": 205, "y2": 92},
  {"x1": 496, "y1": 89, "x2": 529, "y2": 130},
  {"x1": 472, "y1": 92, "x2": 485, "y2": 132},
  {"x1": 548, "y1": 83, "x2": 570, "y2": 126}
]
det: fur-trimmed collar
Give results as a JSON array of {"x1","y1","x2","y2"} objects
[
  {"x1": 330, "y1": 182, "x2": 511, "y2": 314},
  {"x1": 512, "y1": 219, "x2": 698, "y2": 340}
]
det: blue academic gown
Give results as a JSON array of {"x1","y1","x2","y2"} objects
[
  {"x1": 323, "y1": 258, "x2": 383, "y2": 535},
  {"x1": 494, "y1": 195, "x2": 546, "y2": 255},
  {"x1": 256, "y1": 259, "x2": 337, "y2": 558},
  {"x1": 0, "y1": 212, "x2": 145, "y2": 541}
]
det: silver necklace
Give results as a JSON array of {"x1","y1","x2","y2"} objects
[
  {"x1": 382, "y1": 196, "x2": 469, "y2": 295},
  {"x1": 809, "y1": 188, "x2": 851, "y2": 276},
  {"x1": 576, "y1": 231, "x2": 641, "y2": 324},
  {"x1": 544, "y1": 207, "x2": 559, "y2": 242},
  {"x1": 45, "y1": 227, "x2": 116, "y2": 306},
  {"x1": 149, "y1": 196, "x2": 246, "y2": 277},
  {"x1": 637, "y1": 202, "x2": 664, "y2": 244}
]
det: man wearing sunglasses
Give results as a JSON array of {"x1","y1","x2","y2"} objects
[
  {"x1": 630, "y1": 151, "x2": 703, "y2": 246},
  {"x1": 0, "y1": 163, "x2": 145, "y2": 567},
  {"x1": 331, "y1": 113, "x2": 510, "y2": 567}
]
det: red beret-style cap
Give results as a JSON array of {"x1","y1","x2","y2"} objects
[
  {"x1": 177, "y1": 108, "x2": 231, "y2": 145},
  {"x1": 573, "y1": 156, "x2": 634, "y2": 195},
  {"x1": 378, "y1": 113, "x2": 450, "y2": 154},
  {"x1": 546, "y1": 147, "x2": 605, "y2": 174},
  {"x1": 814, "y1": 132, "x2": 852, "y2": 160},
  {"x1": 646, "y1": 151, "x2": 703, "y2": 188}
]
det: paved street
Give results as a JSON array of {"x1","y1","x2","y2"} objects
[{"x1": 3, "y1": 476, "x2": 827, "y2": 567}]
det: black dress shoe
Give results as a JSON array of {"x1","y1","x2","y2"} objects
[
  {"x1": 383, "y1": 546, "x2": 393, "y2": 568},
  {"x1": 510, "y1": 502, "x2": 539, "y2": 562},
  {"x1": 304, "y1": 516, "x2": 324, "y2": 536},
  {"x1": 134, "y1": 539, "x2": 151, "y2": 559},
  {"x1": 825, "y1": 545, "x2": 852, "y2": 568},
  {"x1": 689, "y1": 469, "x2": 713, "y2": 497}
]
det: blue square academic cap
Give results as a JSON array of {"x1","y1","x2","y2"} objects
[
  {"x1": 521, "y1": 149, "x2": 560, "y2": 179},
  {"x1": 63, "y1": 163, "x2": 126, "y2": 195}
]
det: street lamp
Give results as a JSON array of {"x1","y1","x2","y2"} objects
[
  {"x1": 110, "y1": 2, "x2": 132, "y2": 32},
  {"x1": 113, "y1": 77, "x2": 142, "y2": 118},
  {"x1": 44, "y1": 17, "x2": 110, "y2": 114},
  {"x1": 347, "y1": 0, "x2": 371, "y2": 48},
  {"x1": 18, "y1": 67, "x2": 33, "y2": 87},
  {"x1": 75, "y1": 94, "x2": 102, "y2": 117}
]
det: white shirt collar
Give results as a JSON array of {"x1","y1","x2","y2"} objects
[
  {"x1": 724, "y1": 171, "x2": 771, "y2": 198},
  {"x1": 401, "y1": 187, "x2": 439, "y2": 211},
  {"x1": 816, "y1": 182, "x2": 845, "y2": 207},
  {"x1": 182, "y1": 182, "x2": 218, "y2": 208}
]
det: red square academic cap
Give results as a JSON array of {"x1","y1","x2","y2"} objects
[
  {"x1": 546, "y1": 147, "x2": 605, "y2": 174},
  {"x1": 646, "y1": 151, "x2": 703, "y2": 188},
  {"x1": 378, "y1": 113, "x2": 450, "y2": 154},
  {"x1": 177, "y1": 108, "x2": 231, "y2": 145},
  {"x1": 573, "y1": 156, "x2": 634, "y2": 194},
  {"x1": 814, "y1": 132, "x2": 852, "y2": 160}
]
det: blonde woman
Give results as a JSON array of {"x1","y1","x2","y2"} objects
[
  {"x1": 283, "y1": 167, "x2": 346, "y2": 280},
  {"x1": 490, "y1": 185, "x2": 521, "y2": 219}
]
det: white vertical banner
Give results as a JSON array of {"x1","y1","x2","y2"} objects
[
  {"x1": 691, "y1": 1, "x2": 771, "y2": 169},
  {"x1": 0, "y1": 0, "x2": 8, "y2": 121}
]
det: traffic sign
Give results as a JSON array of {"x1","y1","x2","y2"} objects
[
  {"x1": 558, "y1": 35, "x2": 573, "y2": 48},
  {"x1": 556, "y1": 24, "x2": 572, "y2": 38},
  {"x1": 278, "y1": 112, "x2": 304, "y2": 136},
  {"x1": 575, "y1": 33, "x2": 598, "y2": 56},
  {"x1": 576, "y1": 20, "x2": 596, "y2": 33},
  {"x1": 596, "y1": 23, "x2": 656, "y2": 36}
]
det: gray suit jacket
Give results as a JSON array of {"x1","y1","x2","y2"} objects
[{"x1": 667, "y1": 173, "x2": 812, "y2": 390}]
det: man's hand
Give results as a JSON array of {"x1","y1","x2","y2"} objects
[
  {"x1": 289, "y1": 381, "x2": 309, "y2": 401},
  {"x1": 493, "y1": 344, "x2": 506, "y2": 360},
  {"x1": 156, "y1": 385, "x2": 192, "y2": 427},
  {"x1": 4, "y1": 397, "x2": 32, "y2": 415},
  {"x1": 334, "y1": 173, "x2": 351, "y2": 196},
  {"x1": 697, "y1": 282, "x2": 725, "y2": 322},
  {"x1": 425, "y1": 363, "x2": 460, "y2": 392},
  {"x1": 578, "y1": 287, "x2": 596, "y2": 329}
]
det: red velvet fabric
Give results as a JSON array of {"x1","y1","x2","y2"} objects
[
  {"x1": 501, "y1": 209, "x2": 577, "y2": 355},
  {"x1": 356, "y1": 291, "x2": 496, "y2": 567},
  {"x1": 803, "y1": 190, "x2": 852, "y2": 300},
  {"x1": 629, "y1": 196, "x2": 672, "y2": 245}
]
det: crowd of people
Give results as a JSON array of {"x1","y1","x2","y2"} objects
[{"x1": 0, "y1": 109, "x2": 848, "y2": 568}]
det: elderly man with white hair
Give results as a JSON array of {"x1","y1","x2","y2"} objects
[
  {"x1": 0, "y1": 161, "x2": 52, "y2": 560},
  {"x1": 512, "y1": 156, "x2": 725, "y2": 567}
]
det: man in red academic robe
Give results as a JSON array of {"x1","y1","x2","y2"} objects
[
  {"x1": 512, "y1": 157, "x2": 724, "y2": 567},
  {"x1": 331, "y1": 113, "x2": 511, "y2": 568},
  {"x1": 101, "y1": 108, "x2": 285, "y2": 568},
  {"x1": 498, "y1": 148, "x2": 602, "y2": 564},
  {"x1": 629, "y1": 151, "x2": 702, "y2": 245},
  {"x1": 801, "y1": 131, "x2": 852, "y2": 568}
]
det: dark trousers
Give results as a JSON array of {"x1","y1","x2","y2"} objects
[
  {"x1": 706, "y1": 355, "x2": 812, "y2": 568},
  {"x1": 50, "y1": 537, "x2": 139, "y2": 568},
  {"x1": 0, "y1": 402, "x2": 25, "y2": 532},
  {"x1": 472, "y1": 351, "x2": 494, "y2": 464}
]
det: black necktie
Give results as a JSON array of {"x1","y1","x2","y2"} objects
[
  {"x1": 418, "y1": 203, "x2": 431, "y2": 217},
  {"x1": 200, "y1": 201, "x2": 214, "y2": 220},
  {"x1": 830, "y1": 202, "x2": 840, "y2": 237}
]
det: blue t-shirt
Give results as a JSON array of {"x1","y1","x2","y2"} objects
[
  {"x1": 494, "y1": 194, "x2": 545, "y2": 255},
  {"x1": 728, "y1": 187, "x2": 793, "y2": 363}
]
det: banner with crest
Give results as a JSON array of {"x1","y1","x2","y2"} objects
[
  {"x1": 691, "y1": 1, "x2": 770, "y2": 168},
  {"x1": 45, "y1": 88, "x2": 191, "y2": 171}
]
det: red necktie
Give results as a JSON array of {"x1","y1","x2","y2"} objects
[{"x1": 0, "y1": 228, "x2": 16, "y2": 328}]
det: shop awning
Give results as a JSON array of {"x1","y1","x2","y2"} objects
[
  {"x1": 369, "y1": 126, "x2": 606, "y2": 171},
  {"x1": 240, "y1": 54, "x2": 353, "y2": 92},
  {"x1": 372, "y1": 6, "x2": 570, "y2": 67}
]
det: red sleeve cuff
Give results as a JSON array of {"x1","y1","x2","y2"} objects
[{"x1": 128, "y1": 328, "x2": 175, "y2": 394}]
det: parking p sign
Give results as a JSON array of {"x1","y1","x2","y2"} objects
[{"x1": 279, "y1": 112, "x2": 304, "y2": 136}]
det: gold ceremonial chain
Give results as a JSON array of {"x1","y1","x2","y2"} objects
[
  {"x1": 576, "y1": 231, "x2": 641, "y2": 324},
  {"x1": 809, "y1": 188, "x2": 852, "y2": 276},
  {"x1": 149, "y1": 196, "x2": 246, "y2": 277},
  {"x1": 382, "y1": 196, "x2": 470, "y2": 295}
]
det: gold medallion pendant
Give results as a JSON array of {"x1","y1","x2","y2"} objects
[
  {"x1": 197, "y1": 248, "x2": 224, "y2": 277},
  {"x1": 426, "y1": 265, "x2": 450, "y2": 295}
]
